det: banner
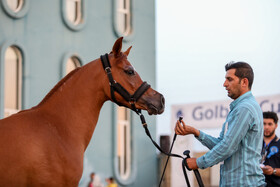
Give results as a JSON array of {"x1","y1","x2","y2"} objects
[{"x1": 171, "y1": 94, "x2": 280, "y2": 129}]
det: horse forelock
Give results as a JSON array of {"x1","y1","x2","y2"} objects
[
  {"x1": 36, "y1": 68, "x2": 81, "y2": 107},
  {"x1": 109, "y1": 52, "x2": 129, "y2": 66},
  {"x1": 109, "y1": 51, "x2": 127, "y2": 59}
]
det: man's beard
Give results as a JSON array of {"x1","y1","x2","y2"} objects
[{"x1": 264, "y1": 130, "x2": 275, "y2": 138}]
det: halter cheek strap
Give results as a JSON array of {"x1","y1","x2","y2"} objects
[{"x1": 100, "y1": 53, "x2": 150, "y2": 112}]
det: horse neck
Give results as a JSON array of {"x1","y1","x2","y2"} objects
[{"x1": 37, "y1": 59, "x2": 109, "y2": 150}]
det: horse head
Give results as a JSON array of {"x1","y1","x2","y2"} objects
[{"x1": 103, "y1": 37, "x2": 165, "y2": 115}]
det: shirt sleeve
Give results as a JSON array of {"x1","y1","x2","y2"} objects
[
  {"x1": 196, "y1": 106, "x2": 252, "y2": 169},
  {"x1": 196, "y1": 128, "x2": 224, "y2": 150}
]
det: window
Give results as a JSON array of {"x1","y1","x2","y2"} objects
[
  {"x1": 66, "y1": 0, "x2": 83, "y2": 25},
  {"x1": 4, "y1": 46, "x2": 22, "y2": 117},
  {"x1": 117, "y1": 106, "x2": 131, "y2": 180},
  {"x1": 61, "y1": 53, "x2": 82, "y2": 77},
  {"x1": 1, "y1": 0, "x2": 29, "y2": 18},
  {"x1": 115, "y1": 0, "x2": 132, "y2": 36},
  {"x1": 65, "y1": 55, "x2": 81, "y2": 75},
  {"x1": 6, "y1": 0, "x2": 24, "y2": 12},
  {"x1": 62, "y1": 0, "x2": 86, "y2": 31}
]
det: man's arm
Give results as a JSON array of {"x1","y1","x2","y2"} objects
[
  {"x1": 196, "y1": 107, "x2": 252, "y2": 169},
  {"x1": 175, "y1": 120, "x2": 223, "y2": 150},
  {"x1": 174, "y1": 119, "x2": 229, "y2": 170}
]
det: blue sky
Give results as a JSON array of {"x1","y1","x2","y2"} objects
[{"x1": 156, "y1": 0, "x2": 280, "y2": 137}]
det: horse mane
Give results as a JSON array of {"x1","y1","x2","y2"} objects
[{"x1": 36, "y1": 68, "x2": 81, "y2": 107}]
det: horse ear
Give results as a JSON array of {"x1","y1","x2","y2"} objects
[
  {"x1": 112, "y1": 37, "x2": 123, "y2": 57},
  {"x1": 124, "y1": 46, "x2": 132, "y2": 56}
]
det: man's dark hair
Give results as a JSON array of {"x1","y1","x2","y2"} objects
[
  {"x1": 263, "y1": 111, "x2": 278, "y2": 124},
  {"x1": 225, "y1": 61, "x2": 254, "y2": 89}
]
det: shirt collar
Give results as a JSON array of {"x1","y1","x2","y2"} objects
[
  {"x1": 263, "y1": 135, "x2": 278, "y2": 147},
  {"x1": 273, "y1": 135, "x2": 278, "y2": 143},
  {"x1": 230, "y1": 91, "x2": 252, "y2": 110}
]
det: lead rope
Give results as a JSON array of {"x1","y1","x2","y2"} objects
[
  {"x1": 158, "y1": 117, "x2": 181, "y2": 187},
  {"x1": 134, "y1": 110, "x2": 204, "y2": 187},
  {"x1": 159, "y1": 133, "x2": 177, "y2": 186}
]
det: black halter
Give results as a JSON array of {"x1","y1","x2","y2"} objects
[{"x1": 100, "y1": 53, "x2": 150, "y2": 112}]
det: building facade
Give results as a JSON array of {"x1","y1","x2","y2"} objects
[{"x1": 0, "y1": 0, "x2": 157, "y2": 186}]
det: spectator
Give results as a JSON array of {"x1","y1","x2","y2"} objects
[
  {"x1": 261, "y1": 111, "x2": 280, "y2": 187},
  {"x1": 105, "y1": 177, "x2": 118, "y2": 187},
  {"x1": 88, "y1": 172, "x2": 103, "y2": 187}
]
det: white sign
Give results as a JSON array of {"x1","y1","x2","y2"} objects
[{"x1": 171, "y1": 94, "x2": 280, "y2": 129}]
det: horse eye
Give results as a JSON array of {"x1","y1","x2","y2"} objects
[{"x1": 125, "y1": 69, "x2": 135, "y2": 76}]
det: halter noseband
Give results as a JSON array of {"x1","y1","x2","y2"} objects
[{"x1": 100, "y1": 53, "x2": 150, "y2": 112}]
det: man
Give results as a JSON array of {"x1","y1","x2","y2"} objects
[
  {"x1": 175, "y1": 62, "x2": 265, "y2": 186},
  {"x1": 261, "y1": 111, "x2": 280, "y2": 186}
]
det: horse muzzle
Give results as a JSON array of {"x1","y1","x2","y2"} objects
[{"x1": 146, "y1": 94, "x2": 165, "y2": 115}]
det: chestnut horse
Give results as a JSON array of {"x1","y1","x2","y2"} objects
[{"x1": 0, "y1": 37, "x2": 165, "y2": 186}]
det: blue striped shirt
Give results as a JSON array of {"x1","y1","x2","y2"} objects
[{"x1": 196, "y1": 91, "x2": 266, "y2": 187}]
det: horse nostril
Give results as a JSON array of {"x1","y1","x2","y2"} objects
[{"x1": 160, "y1": 94, "x2": 165, "y2": 106}]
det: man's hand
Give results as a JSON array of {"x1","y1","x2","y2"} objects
[
  {"x1": 174, "y1": 120, "x2": 200, "y2": 137},
  {"x1": 186, "y1": 158, "x2": 198, "y2": 170},
  {"x1": 261, "y1": 165, "x2": 274, "y2": 175}
]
